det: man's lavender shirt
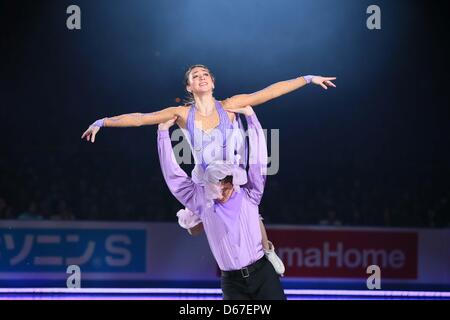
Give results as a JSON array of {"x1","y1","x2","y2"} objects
[{"x1": 157, "y1": 113, "x2": 267, "y2": 271}]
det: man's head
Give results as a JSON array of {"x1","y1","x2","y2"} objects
[
  {"x1": 203, "y1": 162, "x2": 247, "y2": 204},
  {"x1": 216, "y1": 175, "x2": 234, "y2": 203}
]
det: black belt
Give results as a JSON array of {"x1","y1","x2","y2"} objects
[{"x1": 221, "y1": 256, "x2": 266, "y2": 279}]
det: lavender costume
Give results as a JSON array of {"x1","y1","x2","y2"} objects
[
  {"x1": 177, "y1": 99, "x2": 249, "y2": 228},
  {"x1": 157, "y1": 112, "x2": 267, "y2": 271},
  {"x1": 185, "y1": 99, "x2": 248, "y2": 184}
]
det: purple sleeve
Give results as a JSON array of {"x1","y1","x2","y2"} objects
[
  {"x1": 244, "y1": 113, "x2": 268, "y2": 205},
  {"x1": 157, "y1": 130, "x2": 205, "y2": 216}
]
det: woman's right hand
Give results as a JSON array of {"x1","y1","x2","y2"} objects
[
  {"x1": 81, "y1": 118, "x2": 105, "y2": 143},
  {"x1": 81, "y1": 124, "x2": 101, "y2": 143}
]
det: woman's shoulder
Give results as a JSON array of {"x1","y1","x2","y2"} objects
[
  {"x1": 217, "y1": 99, "x2": 236, "y2": 123},
  {"x1": 219, "y1": 98, "x2": 231, "y2": 109},
  {"x1": 177, "y1": 104, "x2": 191, "y2": 111},
  {"x1": 174, "y1": 105, "x2": 193, "y2": 128},
  {"x1": 175, "y1": 105, "x2": 193, "y2": 116}
]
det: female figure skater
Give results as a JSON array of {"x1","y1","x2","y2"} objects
[
  {"x1": 81, "y1": 65, "x2": 336, "y2": 274},
  {"x1": 81, "y1": 65, "x2": 336, "y2": 144}
]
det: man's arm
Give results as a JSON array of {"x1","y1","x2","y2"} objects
[
  {"x1": 158, "y1": 128, "x2": 205, "y2": 215},
  {"x1": 243, "y1": 110, "x2": 268, "y2": 205}
]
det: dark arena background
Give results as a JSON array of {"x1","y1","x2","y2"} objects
[{"x1": 1, "y1": 0, "x2": 450, "y2": 304}]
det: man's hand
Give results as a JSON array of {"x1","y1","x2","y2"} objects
[
  {"x1": 231, "y1": 105, "x2": 254, "y2": 116},
  {"x1": 158, "y1": 116, "x2": 177, "y2": 130}
]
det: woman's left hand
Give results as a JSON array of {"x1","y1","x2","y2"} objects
[{"x1": 312, "y1": 76, "x2": 337, "y2": 90}]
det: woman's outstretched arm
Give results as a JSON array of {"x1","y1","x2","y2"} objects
[
  {"x1": 222, "y1": 75, "x2": 336, "y2": 110},
  {"x1": 81, "y1": 106, "x2": 184, "y2": 143}
]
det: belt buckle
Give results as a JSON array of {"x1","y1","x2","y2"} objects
[{"x1": 241, "y1": 267, "x2": 249, "y2": 278}]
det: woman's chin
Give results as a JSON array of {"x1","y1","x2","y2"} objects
[{"x1": 195, "y1": 88, "x2": 212, "y2": 95}]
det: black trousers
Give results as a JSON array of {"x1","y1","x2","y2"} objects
[{"x1": 220, "y1": 256, "x2": 286, "y2": 300}]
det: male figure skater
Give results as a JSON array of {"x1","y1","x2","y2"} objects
[{"x1": 157, "y1": 106, "x2": 285, "y2": 300}]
